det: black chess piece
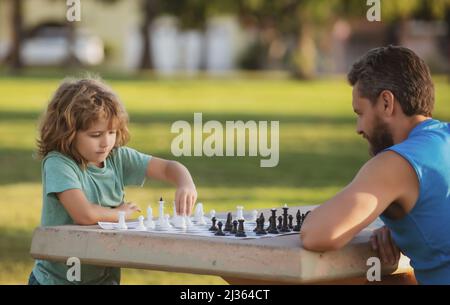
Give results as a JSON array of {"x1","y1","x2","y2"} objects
[
  {"x1": 224, "y1": 212, "x2": 233, "y2": 232},
  {"x1": 277, "y1": 216, "x2": 283, "y2": 230},
  {"x1": 231, "y1": 220, "x2": 238, "y2": 234},
  {"x1": 293, "y1": 210, "x2": 302, "y2": 232},
  {"x1": 235, "y1": 219, "x2": 247, "y2": 237},
  {"x1": 253, "y1": 218, "x2": 260, "y2": 232},
  {"x1": 215, "y1": 221, "x2": 226, "y2": 236},
  {"x1": 288, "y1": 214, "x2": 294, "y2": 230},
  {"x1": 268, "y1": 214, "x2": 279, "y2": 234},
  {"x1": 256, "y1": 215, "x2": 267, "y2": 235},
  {"x1": 280, "y1": 206, "x2": 291, "y2": 232},
  {"x1": 209, "y1": 216, "x2": 218, "y2": 231}
]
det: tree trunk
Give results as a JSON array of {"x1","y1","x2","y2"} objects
[
  {"x1": 8, "y1": 0, "x2": 24, "y2": 71},
  {"x1": 292, "y1": 23, "x2": 317, "y2": 79},
  {"x1": 140, "y1": 0, "x2": 158, "y2": 70}
]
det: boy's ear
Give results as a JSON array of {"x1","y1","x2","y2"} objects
[{"x1": 377, "y1": 90, "x2": 395, "y2": 117}]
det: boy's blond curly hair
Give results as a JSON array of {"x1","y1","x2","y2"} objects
[{"x1": 37, "y1": 77, "x2": 130, "y2": 168}]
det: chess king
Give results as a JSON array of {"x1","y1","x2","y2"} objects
[{"x1": 300, "y1": 46, "x2": 450, "y2": 285}]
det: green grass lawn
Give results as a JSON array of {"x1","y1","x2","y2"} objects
[{"x1": 0, "y1": 74, "x2": 449, "y2": 284}]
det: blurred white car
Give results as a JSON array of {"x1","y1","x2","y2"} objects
[{"x1": 21, "y1": 24, "x2": 104, "y2": 66}]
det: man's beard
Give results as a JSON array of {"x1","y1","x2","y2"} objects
[{"x1": 367, "y1": 118, "x2": 394, "y2": 157}]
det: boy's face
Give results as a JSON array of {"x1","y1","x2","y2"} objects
[{"x1": 74, "y1": 117, "x2": 117, "y2": 167}]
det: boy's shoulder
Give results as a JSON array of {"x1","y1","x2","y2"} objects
[{"x1": 43, "y1": 151, "x2": 80, "y2": 171}]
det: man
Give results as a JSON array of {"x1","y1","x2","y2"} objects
[{"x1": 300, "y1": 46, "x2": 450, "y2": 284}]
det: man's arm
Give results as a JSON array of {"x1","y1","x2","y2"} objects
[{"x1": 300, "y1": 151, "x2": 418, "y2": 251}]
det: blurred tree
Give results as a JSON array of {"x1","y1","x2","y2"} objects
[{"x1": 5, "y1": 0, "x2": 24, "y2": 72}]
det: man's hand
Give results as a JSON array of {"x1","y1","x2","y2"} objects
[
  {"x1": 175, "y1": 184, "x2": 197, "y2": 216},
  {"x1": 370, "y1": 225, "x2": 401, "y2": 265}
]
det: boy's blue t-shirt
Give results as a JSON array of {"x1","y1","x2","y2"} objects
[
  {"x1": 32, "y1": 146, "x2": 151, "y2": 285},
  {"x1": 380, "y1": 119, "x2": 450, "y2": 284}
]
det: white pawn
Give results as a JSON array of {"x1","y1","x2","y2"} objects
[
  {"x1": 194, "y1": 203, "x2": 207, "y2": 225},
  {"x1": 137, "y1": 215, "x2": 146, "y2": 231},
  {"x1": 236, "y1": 206, "x2": 244, "y2": 220},
  {"x1": 117, "y1": 211, "x2": 127, "y2": 230},
  {"x1": 185, "y1": 216, "x2": 194, "y2": 228},
  {"x1": 164, "y1": 214, "x2": 173, "y2": 228},
  {"x1": 146, "y1": 205, "x2": 155, "y2": 229},
  {"x1": 251, "y1": 209, "x2": 258, "y2": 222},
  {"x1": 172, "y1": 215, "x2": 187, "y2": 229}
]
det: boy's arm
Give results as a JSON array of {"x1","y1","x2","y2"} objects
[
  {"x1": 57, "y1": 189, "x2": 140, "y2": 225},
  {"x1": 300, "y1": 151, "x2": 418, "y2": 251},
  {"x1": 146, "y1": 157, "x2": 197, "y2": 216}
]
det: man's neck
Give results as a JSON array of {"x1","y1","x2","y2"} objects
[{"x1": 392, "y1": 115, "x2": 431, "y2": 144}]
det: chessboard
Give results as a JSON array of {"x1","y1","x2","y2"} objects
[{"x1": 98, "y1": 199, "x2": 311, "y2": 240}]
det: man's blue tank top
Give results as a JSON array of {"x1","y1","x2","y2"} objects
[{"x1": 380, "y1": 119, "x2": 450, "y2": 284}]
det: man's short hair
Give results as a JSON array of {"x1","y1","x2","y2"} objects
[{"x1": 348, "y1": 45, "x2": 434, "y2": 116}]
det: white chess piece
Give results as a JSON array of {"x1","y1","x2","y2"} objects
[
  {"x1": 236, "y1": 206, "x2": 244, "y2": 220},
  {"x1": 146, "y1": 205, "x2": 155, "y2": 229},
  {"x1": 172, "y1": 215, "x2": 187, "y2": 229},
  {"x1": 137, "y1": 215, "x2": 147, "y2": 231},
  {"x1": 164, "y1": 214, "x2": 173, "y2": 228},
  {"x1": 251, "y1": 210, "x2": 258, "y2": 222},
  {"x1": 194, "y1": 203, "x2": 207, "y2": 225},
  {"x1": 157, "y1": 197, "x2": 165, "y2": 227},
  {"x1": 117, "y1": 211, "x2": 127, "y2": 230},
  {"x1": 185, "y1": 216, "x2": 194, "y2": 228}
]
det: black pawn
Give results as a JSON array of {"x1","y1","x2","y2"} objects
[
  {"x1": 253, "y1": 218, "x2": 260, "y2": 232},
  {"x1": 224, "y1": 212, "x2": 233, "y2": 232},
  {"x1": 209, "y1": 216, "x2": 218, "y2": 231},
  {"x1": 235, "y1": 219, "x2": 247, "y2": 237},
  {"x1": 277, "y1": 216, "x2": 283, "y2": 230},
  {"x1": 288, "y1": 214, "x2": 294, "y2": 230},
  {"x1": 293, "y1": 210, "x2": 302, "y2": 232},
  {"x1": 215, "y1": 221, "x2": 226, "y2": 236},
  {"x1": 231, "y1": 220, "x2": 238, "y2": 234}
]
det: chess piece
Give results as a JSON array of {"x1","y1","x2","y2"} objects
[
  {"x1": 157, "y1": 197, "x2": 165, "y2": 227},
  {"x1": 253, "y1": 218, "x2": 260, "y2": 232},
  {"x1": 277, "y1": 216, "x2": 283, "y2": 230},
  {"x1": 235, "y1": 219, "x2": 247, "y2": 237},
  {"x1": 194, "y1": 203, "x2": 207, "y2": 225},
  {"x1": 268, "y1": 211, "x2": 279, "y2": 234},
  {"x1": 210, "y1": 209, "x2": 216, "y2": 219},
  {"x1": 256, "y1": 214, "x2": 267, "y2": 235},
  {"x1": 231, "y1": 220, "x2": 238, "y2": 234},
  {"x1": 293, "y1": 210, "x2": 302, "y2": 232},
  {"x1": 288, "y1": 214, "x2": 294, "y2": 230},
  {"x1": 251, "y1": 210, "x2": 258, "y2": 222},
  {"x1": 209, "y1": 216, "x2": 218, "y2": 231},
  {"x1": 146, "y1": 205, "x2": 155, "y2": 229},
  {"x1": 280, "y1": 206, "x2": 291, "y2": 232},
  {"x1": 224, "y1": 212, "x2": 233, "y2": 232},
  {"x1": 172, "y1": 215, "x2": 187, "y2": 229},
  {"x1": 236, "y1": 206, "x2": 244, "y2": 220},
  {"x1": 137, "y1": 215, "x2": 146, "y2": 231},
  {"x1": 215, "y1": 221, "x2": 226, "y2": 236},
  {"x1": 117, "y1": 211, "x2": 127, "y2": 230}
]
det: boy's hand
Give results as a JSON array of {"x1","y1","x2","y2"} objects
[
  {"x1": 175, "y1": 184, "x2": 197, "y2": 216},
  {"x1": 117, "y1": 202, "x2": 141, "y2": 219},
  {"x1": 370, "y1": 225, "x2": 401, "y2": 265}
]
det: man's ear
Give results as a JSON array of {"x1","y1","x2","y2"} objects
[{"x1": 378, "y1": 90, "x2": 395, "y2": 117}]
